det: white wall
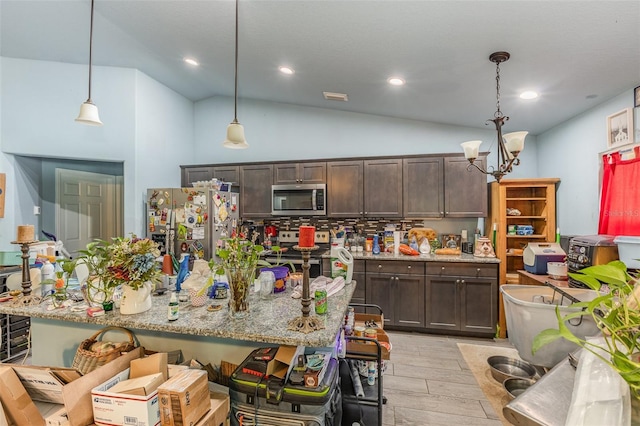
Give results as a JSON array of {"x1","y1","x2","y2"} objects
[
  {"x1": 537, "y1": 90, "x2": 635, "y2": 235},
  {"x1": 193, "y1": 96, "x2": 539, "y2": 179}
]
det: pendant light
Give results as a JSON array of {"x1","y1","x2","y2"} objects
[
  {"x1": 223, "y1": 0, "x2": 248, "y2": 149},
  {"x1": 75, "y1": 0, "x2": 102, "y2": 126},
  {"x1": 461, "y1": 52, "x2": 527, "y2": 181}
]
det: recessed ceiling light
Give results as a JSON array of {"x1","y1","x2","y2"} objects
[
  {"x1": 184, "y1": 58, "x2": 199, "y2": 66},
  {"x1": 387, "y1": 77, "x2": 405, "y2": 86},
  {"x1": 279, "y1": 66, "x2": 295, "y2": 75},
  {"x1": 519, "y1": 90, "x2": 538, "y2": 100}
]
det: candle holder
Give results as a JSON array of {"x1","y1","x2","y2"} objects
[
  {"x1": 287, "y1": 245, "x2": 325, "y2": 334},
  {"x1": 11, "y1": 240, "x2": 37, "y2": 296}
]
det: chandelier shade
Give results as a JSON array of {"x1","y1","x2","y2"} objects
[{"x1": 75, "y1": 0, "x2": 102, "y2": 126}]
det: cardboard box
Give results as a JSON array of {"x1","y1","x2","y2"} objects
[
  {"x1": 107, "y1": 372, "x2": 164, "y2": 396},
  {"x1": 0, "y1": 366, "x2": 44, "y2": 426},
  {"x1": 131, "y1": 352, "x2": 168, "y2": 382},
  {"x1": 265, "y1": 345, "x2": 304, "y2": 380},
  {"x1": 193, "y1": 392, "x2": 230, "y2": 426},
  {"x1": 11, "y1": 348, "x2": 144, "y2": 426},
  {"x1": 157, "y1": 369, "x2": 209, "y2": 426},
  {"x1": 354, "y1": 313, "x2": 384, "y2": 331},
  {"x1": 91, "y1": 368, "x2": 160, "y2": 426},
  {"x1": 12, "y1": 366, "x2": 82, "y2": 404}
]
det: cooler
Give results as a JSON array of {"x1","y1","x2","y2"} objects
[
  {"x1": 229, "y1": 348, "x2": 342, "y2": 426},
  {"x1": 523, "y1": 242, "x2": 566, "y2": 275}
]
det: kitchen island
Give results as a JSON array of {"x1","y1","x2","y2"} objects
[{"x1": 0, "y1": 282, "x2": 355, "y2": 367}]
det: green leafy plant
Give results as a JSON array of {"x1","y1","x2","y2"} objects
[
  {"x1": 258, "y1": 245, "x2": 296, "y2": 273},
  {"x1": 532, "y1": 260, "x2": 640, "y2": 396}
]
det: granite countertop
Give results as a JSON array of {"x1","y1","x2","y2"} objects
[
  {"x1": 320, "y1": 250, "x2": 500, "y2": 264},
  {"x1": 0, "y1": 282, "x2": 356, "y2": 347}
]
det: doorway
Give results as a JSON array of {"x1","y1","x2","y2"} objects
[{"x1": 55, "y1": 169, "x2": 123, "y2": 257}]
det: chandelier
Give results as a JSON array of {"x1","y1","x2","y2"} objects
[
  {"x1": 75, "y1": 0, "x2": 102, "y2": 126},
  {"x1": 461, "y1": 51, "x2": 527, "y2": 182}
]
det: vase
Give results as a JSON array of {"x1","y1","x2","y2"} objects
[
  {"x1": 119, "y1": 282, "x2": 153, "y2": 315},
  {"x1": 225, "y1": 265, "x2": 254, "y2": 318}
]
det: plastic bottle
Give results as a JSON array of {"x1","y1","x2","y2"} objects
[
  {"x1": 372, "y1": 235, "x2": 380, "y2": 255},
  {"x1": 337, "y1": 329, "x2": 346, "y2": 359},
  {"x1": 41, "y1": 260, "x2": 55, "y2": 281},
  {"x1": 167, "y1": 292, "x2": 179, "y2": 321}
]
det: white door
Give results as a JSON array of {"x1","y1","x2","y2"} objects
[{"x1": 56, "y1": 169, "x2": 122, "y2": 257}]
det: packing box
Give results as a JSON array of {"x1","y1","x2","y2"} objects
[
  {"x1": 91, "y1": 368, "x2": 160, "y2": 426},
  {"x1": 193, "y1": 392, "x2": 230, "y2": 426},
  {"x1": 106, "y1": 372, "x2": 164, "y2": 396},
  {"x1": 7, "y1": 348, "x2": 144, "y2": 426},
  {"x1": 131, "y1": 353, "x2": 168, "y2": 382},
  {"x1": 157, "y1": 369, "x2": 209, "y2": 426},
  {"x1": 0, "y1": 366, "x2": 44, "y2": 426}
]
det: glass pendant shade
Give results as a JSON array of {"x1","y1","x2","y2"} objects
[
  {"x1": 75, "y1": 101, "x2": 103, "y2": 126},
  {"x1": 223, "y1": 122, "x2": 249, "y2": 149},
  {"x1": 461, "y1": 140, "x2": 482, "y2": 160},
  {"x1": 503, "y1": 131, "x2": 527, "y2": 154}
]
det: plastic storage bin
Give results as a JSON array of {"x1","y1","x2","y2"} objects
[
  {"x1": 501, "y1": 285, "x2": 600, "y2": 368},
  {"x1": 613, "y1": 236, "x2": 640, "y2": 269}
]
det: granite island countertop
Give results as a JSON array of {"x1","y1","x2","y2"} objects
[
  {"x1": 320, "y1": 250, "x2": 500, "y2": 264},
  {"x1": 0, "y1": 282, "x2": 356, "y2": 348}
]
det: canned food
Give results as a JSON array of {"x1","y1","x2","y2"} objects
[
  {"x1": 315, "y1": 288, "x2": 328, "y2": 315},
  {"x1": 354, "y1": 326, "x2": 366, "y2": 337},
  {"x1": 364, "y1": 328, "x2": 377, "y2": 343}
]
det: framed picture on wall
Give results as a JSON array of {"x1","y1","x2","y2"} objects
[
  {"x1": 635, "y1": 85, "x2": 640, "y2": 108},
  {"x1": 607, "y1": 108, "x2": 634, "y2": 148}
]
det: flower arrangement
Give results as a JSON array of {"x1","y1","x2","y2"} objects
[{"x1": 79, "y1": 235, "x2": 162, "y2": 296}]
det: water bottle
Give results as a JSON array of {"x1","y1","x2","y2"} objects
[{"x1": 372, "y1": 235, "x2": 380, "y2": 255}]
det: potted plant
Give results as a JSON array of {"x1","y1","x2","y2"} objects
[
  {"x1": 532, "y1": 260, "x2": 640, "y2": 397},
  {"x1": 211, "y1": 234, "x2": 265, "y2": 318},
  {"x1": 77, "y1": 235, "x2": 162, "y2": 314}
]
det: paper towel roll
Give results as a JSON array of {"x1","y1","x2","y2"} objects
[{"x1": 393, "y1": 231, "x2": 401, "y2": 255}]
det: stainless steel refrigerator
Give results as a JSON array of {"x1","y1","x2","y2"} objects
[{"x1": 146, "y1": 187, "x2": 240, "y2": 261}]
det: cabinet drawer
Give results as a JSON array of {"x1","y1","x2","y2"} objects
[
  {"x1": 426, "y1": 262, "x2": 497, "y2": 279},
  {"x1": 366, "y1": 260, "x2": 424, "y2": 275}
]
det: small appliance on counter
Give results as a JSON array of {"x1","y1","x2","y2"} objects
[
  {"x1": 523, "y1": 242, "x2": 566, "y2": 275},
  {"x1": 566, "y1": 235, "x2": 619, "y2": 288}
]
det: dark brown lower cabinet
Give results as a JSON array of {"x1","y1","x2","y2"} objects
[
  {"x1": 365, "y1": 261, "x2": 425, "y2": 328},
  {"x1": 425, "y1": 262, "x2": 498, "y2": 336}
]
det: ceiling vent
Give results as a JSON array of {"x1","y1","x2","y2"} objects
[{"x1": 323, "y1": 92, "x2": 348, "y2": 102}]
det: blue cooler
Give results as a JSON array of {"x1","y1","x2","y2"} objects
[{"x1": 523, "y1": 243, "x2": 566, "y2": 274}]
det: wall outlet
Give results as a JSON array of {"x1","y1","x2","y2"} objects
[{"x1": 33, "y1": 206, "x2": 41, "y2": 215}]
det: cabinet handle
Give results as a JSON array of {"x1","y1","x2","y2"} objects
[
  {"x1": 398, "y1": 320, "x2": 421, "y2": 324},
  {"x1": 441, "y1": 266, "x2": 446, "y2": 272},
  {"x1": 378, "y1": 264, "x2": 382, "y2": 269},
  {"x1": 396, "y1": 277, "x2": 399, "y2": 281},
  {"x1": 455, "y1": 279, "x2": 460, "y2": 285},
  {"x1": 440, "y1": 211, "x2": 444, "y2": 215},
  {"x1": 407, "y1": 265, "x2": 411, "y2": 270},
  {"x1": 445, "y1": 212, "x2": 449, "y2": 215}
]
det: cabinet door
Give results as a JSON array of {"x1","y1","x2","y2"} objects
[
  {"x1": 364, "y1": 159, "x2": 402, "y2": 217},
  {"x1": 425, "y1": 275, "x2": 460, "y2": 331},
  {"x1": 444, "y1": 156, "x2": 488, "y2": 217},
  {"x1": 395, "y1": 274, "x2": 425, "y2": 328},
  {"x1": 460, "y1": 278, "x2": 497, "y2": 334},
  {"x1": 403, "y1": 157, "x2": 444, "y2": 217},
  {"x1": 273, "y1": 163, "x2": 299, "y2": 184},
  {"x1": 181, "y1": 167, "x2": 213, "y2": 187},
  {"x1": 240, "y1": 165, "x2": 273, "y2": 218},
  {"x1": 327, "y1": 161, "x2": 363, "y2": 217},
  {"x1": 212, "y1": 166, "x2": 239, "y2": 184},
  {"x1": 299, "y1": 162, "x2": 326, "y2": 183},
  {"x1": 365, "y1": 274, "x2": 394, "y2": 327}
]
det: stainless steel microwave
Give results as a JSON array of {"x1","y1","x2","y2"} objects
[{"x1": 271, "y1": 183, "x2": 326, "y2": 216}]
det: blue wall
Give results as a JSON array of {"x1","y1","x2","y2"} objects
[
  {"x1": 537, "y1": 91, "x2": 635, "y2": 235},
  {"x1": 0, "y1": 58, "x2": 194, "y2": 250}
]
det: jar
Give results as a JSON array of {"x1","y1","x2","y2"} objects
[{"x1": 365, "y1": 238, "x2": 373, "y2": 252}]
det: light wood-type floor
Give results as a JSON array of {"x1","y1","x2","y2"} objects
[{"x1": 379, "y1": 330, "x2": 514, "y2": 426}]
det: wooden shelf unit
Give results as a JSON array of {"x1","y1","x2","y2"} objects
[{"x1": 487, "y1": 178, "x2": 560, "y2": 338}]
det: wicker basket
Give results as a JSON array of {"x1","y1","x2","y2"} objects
[{"x1": 72, "y1": 326, "x2": 137, "y2": 375}]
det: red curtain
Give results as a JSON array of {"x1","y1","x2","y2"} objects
[{"x1": 599, "y1": 146, "x2": 640, "y2": 235}]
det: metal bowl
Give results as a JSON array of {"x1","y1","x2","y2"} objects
[
  {"x1": 503, "y1": 377, "x2": 536, "y2": 400},
  {"x1": 487, "y1": 355, "x2": 537, "y2": 383}
]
